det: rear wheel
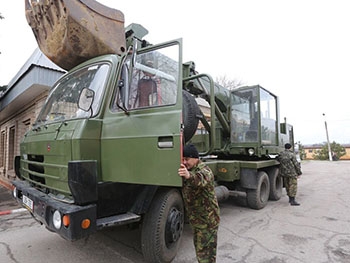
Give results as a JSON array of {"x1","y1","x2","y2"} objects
[
  {"x1": 268, "y1": 167, "x2": 283, "y2": 201},
  {"x1": 247, "y1": 171, "x2": 270, "y2": 210},
  {"x1": 141, "y1": 189, "x2": 184, "y2": 263}
]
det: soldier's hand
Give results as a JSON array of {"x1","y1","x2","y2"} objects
[{"x1": 178, "y1": 164, "x2": 191, "y2": 179}]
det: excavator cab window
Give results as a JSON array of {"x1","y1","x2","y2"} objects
[
  {"x1": 231, "y1": 86, "x2": 278, "y2": 145},
  {"x1": 231, "y1": 88, "x2": 258, "y2": 143},
  {"x1": 259, "y1": 88, "x2": 277, "y2": 145}
]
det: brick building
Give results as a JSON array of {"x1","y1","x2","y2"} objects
[
  {"x1": 303, "y1": 144, "x2": 350, "y2": 160},
  {"x1": 0, "y1": 48, "x2": 65, "y2": 183}
]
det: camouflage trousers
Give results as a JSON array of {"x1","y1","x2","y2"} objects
[
  {"x1": 193, "y1": 225, "x2": 219, "y2": 263},
  {"x1": 284, "y1": 177, "x2": 298, "y2": 197}
]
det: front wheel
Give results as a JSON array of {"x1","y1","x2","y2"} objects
[
  {"x1": 247, "y1": 171, "x2": 270, "y2": 210},
  {"x1": 141, "y1": 189, "x2": 184, "y2": 263}
]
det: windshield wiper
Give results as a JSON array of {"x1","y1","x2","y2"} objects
[{"x1": 54, "y1": 120, "x2": 68, "y2": 140}]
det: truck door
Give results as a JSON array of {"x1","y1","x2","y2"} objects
[{"x1": 101, "y1": 40, "x2": 183, "y2": 186}]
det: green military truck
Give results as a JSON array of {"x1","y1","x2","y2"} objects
[{"x1": 13, "y1": 1, "x2": 294, "y2": 262}]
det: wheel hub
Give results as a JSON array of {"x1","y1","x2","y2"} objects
[{"x1": 165, "y1": 207, "x2": 183, "y2": 245}]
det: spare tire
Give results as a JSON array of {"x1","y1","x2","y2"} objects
[{"x1": 182, "y1": 90, "x2": 200, "y2": 143}]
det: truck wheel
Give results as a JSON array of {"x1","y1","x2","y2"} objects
[
  {"x1": 141, "y1": 189, "x2": 184, "y2": 263},
  {"x1": 182, "y1": 90, "x2": 200, "y2": 143},
  {"x1": 247, "y1": 171, "x2": 270, "y2": 210},
  {"x1": 268, "y1": 167, "x2": 282, "y2": 201}
]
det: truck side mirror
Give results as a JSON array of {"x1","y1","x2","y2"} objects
[{"x1": 78, "y1": 88, "x2": 95, "y2": 112}]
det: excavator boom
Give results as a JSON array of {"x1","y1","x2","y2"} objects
[{"x1": 25, "y1": 0, "x2": 126, "y2": 70}]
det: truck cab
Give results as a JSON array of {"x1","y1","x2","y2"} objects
[{"x1": 14, "y1": 38, "x2": 189, "y2": 263}]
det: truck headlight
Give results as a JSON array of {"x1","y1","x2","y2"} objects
[
  {"x1": 248, "y1": 148, "x2": 255, "y2": 156},
  {"x1": 13, "y1": 187, "x2": 17, "y2": 198},
  {"x1": 53, "y1": 210, "x2": 62, "y2": 230}
]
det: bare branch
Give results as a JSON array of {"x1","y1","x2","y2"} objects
[{"x1": 215, "y1": 75, "x2": 245, "y2": 90}]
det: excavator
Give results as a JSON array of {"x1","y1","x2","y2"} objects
[{"x1": 13, "y1": 1, "x2": 295, "y2": 262}]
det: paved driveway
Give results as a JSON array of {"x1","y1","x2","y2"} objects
[{"x1": 1, "y1": 161, "x2": 350, "y2": 263}]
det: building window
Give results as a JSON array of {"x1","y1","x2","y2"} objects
[
  {"x1": 22, "y1": 119, "x2": 31, "y2": 137},
  {"x1": 23, "y1": 119, "x2": 31, "y2": 129},
  {"x1": 8, "y1": 126, "x2": 15, "y2": 170},
  {"x1": 0, "y1": 131, "x2": 5, "y2": 168}
]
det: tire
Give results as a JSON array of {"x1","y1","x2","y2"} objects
[
  {"x1": 182, "y1": 90, "x2": 200, "y2": 143},
  {"x1": 141, "y1": 189, "x2": 184, "y2": 263},
  {"x1": 268, "y1": 167, "x2": 283, "y2": 201},
  {"x1": 246, "y1": 171, "x2": 270, "y2": 210},
  {"x1": 233, "y1": 195, "x2": 248, "y2": 207}
]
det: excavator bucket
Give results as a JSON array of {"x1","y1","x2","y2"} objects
[{"x1": 25, "y1": 0, "x2": 126, "y2": 70}]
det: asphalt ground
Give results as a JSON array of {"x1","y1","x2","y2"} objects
[
  {"x1": 1, "y1": 161, "x2": 350, "y2": 263},
  {"x1": 0, "y1": 181, "x2": 21, "y2": 214}
]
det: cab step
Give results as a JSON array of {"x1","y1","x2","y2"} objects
[{"x1": 96, "y1": 212, "x2": 141, "y2": 229}]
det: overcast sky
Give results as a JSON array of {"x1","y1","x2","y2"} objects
[{"x1": 0, "y1": 0, "x2": 349, "y2": 145}]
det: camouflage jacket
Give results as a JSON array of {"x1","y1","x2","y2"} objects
[
  {"x1": 277, "y1": 149, "x2": 302, "y2": 178},
  {"x1": 182, "y1": 161, "x2": 220, "y2": 228}
]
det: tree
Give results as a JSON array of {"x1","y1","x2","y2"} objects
[
  {"x1": 313, "y1": 141, "x2": 346, "y2": 160},
  {"x1": 215, "y1": 75, "x2": 244, "y2": 90}
]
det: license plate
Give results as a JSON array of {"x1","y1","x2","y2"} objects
[{"x1": 22, "y1": 195, "x2": 34, "y2": 212}]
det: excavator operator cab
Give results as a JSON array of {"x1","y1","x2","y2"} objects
[{"x1": 231, "y1": 85, "x2": 278, "y2": 147}]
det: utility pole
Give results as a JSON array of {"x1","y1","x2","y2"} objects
[{"x1": 323, "y1": 113, "x2": 332, "y2": 161}]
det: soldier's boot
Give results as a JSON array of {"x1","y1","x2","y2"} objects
[
  {"x1": 288, "y1": 196, "x2": 292, "y2": 203},
  {"x1": 290, "y1": 197, "x2": 300, "y2": 206}
]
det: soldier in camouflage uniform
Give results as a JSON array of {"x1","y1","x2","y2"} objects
[
  {"x1": 178, "y1": 144, "x2": 220, "y2": 263},
  {"x1": 278, "y1": 143, "x2": 302, "y2": 206}
]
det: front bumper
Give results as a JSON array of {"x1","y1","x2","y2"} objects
[{"x1": 12, "y1": 180, "x2": 97, "y2": 241}]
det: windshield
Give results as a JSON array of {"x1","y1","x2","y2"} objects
[{"x1": 36, "y1": 63, "x2": 110, "y2": 124}]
